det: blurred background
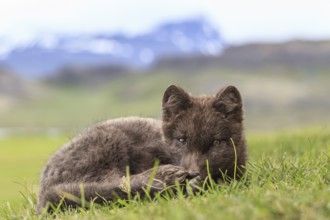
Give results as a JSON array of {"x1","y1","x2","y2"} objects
[
  {"x1": 1, "y1": 0, "x2": 330, "y2": 203},
  {"x1": 0, "y1": 0, "x2": 330, "y2": 135}
]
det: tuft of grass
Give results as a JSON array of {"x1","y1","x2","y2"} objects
[{"x1": 1, "y1": 127, "x2": 330, "y2": 219}]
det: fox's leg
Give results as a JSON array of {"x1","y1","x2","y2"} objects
[
  {"x1": 37, "y1": 181, "x2": 124, "y2": 214},
  {"x1": 37, "y1": 165, "x2": 192, "y2": 214}
]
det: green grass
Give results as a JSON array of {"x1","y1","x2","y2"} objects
[
  {"x1": 0, "y1": 126, "x2": 329, "y2": 219},
  {"x1": 0, "y1": 136, "x2": 68, "y2": 202},
  {"x1": 1, "y1": 70, "x2": 330, "y2": 131}
]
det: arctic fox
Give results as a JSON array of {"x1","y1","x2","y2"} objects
[{"x1": 37, "y1": 85, "x2": 247, "y2": 213}]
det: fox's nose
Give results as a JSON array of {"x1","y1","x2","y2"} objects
[{"x1": 187, "y1": 171, "x2": 200, "y2": 179}]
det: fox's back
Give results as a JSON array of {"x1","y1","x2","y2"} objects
[{"x1": 39, "y1": 117, "x2": 171, "y2": 192}]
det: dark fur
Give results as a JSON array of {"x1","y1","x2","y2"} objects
[{"x1": 37, "y1": 85, "x2": 247, "y2": 214}]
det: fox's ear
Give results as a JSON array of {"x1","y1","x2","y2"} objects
[
  {"x1": 162, "y1": 85, "x2": 192, "y2": 121},
  {"x1": 213, "y1": 86, "x2": 243, "y2": 120}
]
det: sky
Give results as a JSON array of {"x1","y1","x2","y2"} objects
[{"x1": 0, "y1": 0, "x2": 330, "y2": 48}]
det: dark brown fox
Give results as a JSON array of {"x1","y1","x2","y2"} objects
[{"x1": 37, "y1": 85, "x2": 247, "y2": 214}]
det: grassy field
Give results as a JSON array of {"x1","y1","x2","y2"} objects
[
  {"x1": 0, "y1": 136, "x2": 68, "y2": 202},
  {"x1": 1, "y1": 70, "x2": 330, "y2": 131},
  {"x1": 0, "y1": 126, "x2": 329, "y2": 219},
  {"x1": 0, "y1": 69, "x2": 329, "y2": 219}
]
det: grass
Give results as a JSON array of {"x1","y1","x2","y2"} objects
[
  {"x1": 0, "y1": 126, "x2": 329, "y2": 219},
  {"x1": 0, "y1": 136, "x2": 68, "y2": 202},
  {"x1": 1, "y1": 70, "x2": 330, "y2": 131}
]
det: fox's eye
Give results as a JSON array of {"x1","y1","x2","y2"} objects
[
  {"x1": 178, "y1": 138, "x2": 187, "y2": 143},
  {"x1": 213, "y1": 140, "x2": 220, "y2": 145}
]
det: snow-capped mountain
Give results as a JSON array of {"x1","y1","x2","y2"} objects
[{"x1": 0, "y1": 18, "x2": 223, "y2": 78}]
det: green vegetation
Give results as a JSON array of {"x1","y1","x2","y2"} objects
[
  {"x1": 1, "y1": 127, "x2": 329, "y2": 219},
  {"x1": 1, "y1": 70, "x2": 330, "y2": 131},
  {"x1": 0, "y1": 136, "x2": 68, "y2": 202}
]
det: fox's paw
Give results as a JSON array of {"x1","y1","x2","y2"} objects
[
  {"x1": 186, "y1": 175, "x2": 203, "y2": 195},
  {"x1": 154, "y1": 165, "x2": 189, "y2": 186}
]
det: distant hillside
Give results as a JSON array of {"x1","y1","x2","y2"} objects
[
  {"x1": 46, "y1": 64, "x2": 130, "y2": 86},
  {"x1": 0, "y1": 68, "x2": 30, "y2": 112},
  {"x1": 40, "y1": 40, "x2": 330, "y2": 86},
  {"x1": 0, "y1": 68, "x2": 28, "y2": 98},
  {"x1": 218, "y1": 40, "x2": 330, "y2": 69},
  {"x1": 153, "y1": 40, "x2": 330, "y2": 71}
]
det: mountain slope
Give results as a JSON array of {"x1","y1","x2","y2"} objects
[{"x1": 0, "y1": 18, "x2": 222, "y2": 78}]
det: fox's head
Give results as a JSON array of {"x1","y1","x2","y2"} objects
[{"x1": 162, "y1": 85, "x2": 247, "y2": 182}]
